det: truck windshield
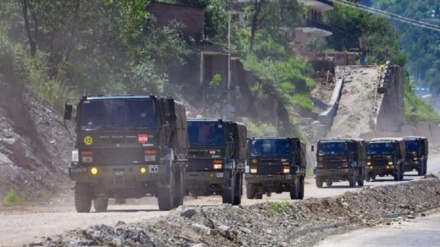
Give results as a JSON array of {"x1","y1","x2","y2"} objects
[
  {"x1": 367, "y1": 142, "x2": 394, "y2": 154},
  {"x1": 405, "y1": 140, "x2": 418, "y2": 152},
  {"x1": 79, "y1": 98, "x2": 157, "y2": 130},
  {"x1": 318, "y1": 142, "x2": 347, "y2": 155},
  {"x1": 187, "y1": 121, "x2": 224, "y2": 146},
  {"x1": 251, "y1": 139, "x2": 292, "y2": 156}
]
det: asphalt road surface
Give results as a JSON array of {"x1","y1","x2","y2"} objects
[
  {"x1": 1, "y1": 154, "x2": 440, "y2": 246},
  {"x1": 315, "y1": 213, "x2": 440, "y2": 247}
]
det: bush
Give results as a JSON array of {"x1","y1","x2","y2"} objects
[{"x1": 2, "y1": 188, "x2": 25, "y2": 206}]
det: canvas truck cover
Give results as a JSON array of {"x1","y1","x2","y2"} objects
[
  {"x1": 233, "y1": 122, "x2": 248, "y2": 160},
  {"x1": 404, "y1": 136, "x2": 429, "y2": 157},
  {"x1": 299, "y1": 140, "x2": 307, "y2": 169},
  {"x1": 159, "y1": 97, "x2": 188, "y2": 150}
]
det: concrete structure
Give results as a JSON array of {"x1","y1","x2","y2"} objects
[
  {"x1": 295, "y1": 0, "x2": 334, "y2": 45},
  {"x1": 147, "y1": 2, "x2": 204, "y2": 41}
]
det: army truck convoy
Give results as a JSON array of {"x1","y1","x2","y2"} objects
[{"x1": 63, "y1": 95, "x2": 429, "y2": 212}]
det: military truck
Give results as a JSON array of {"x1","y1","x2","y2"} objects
[
  {"x1": 64, "y1": 95, "x2": 188, "y2": 212},
  {"x1": 245, "y1": 137, "x2": 307, "y2": 200},
  {"x1": 366, "y1": 138, "x2": 405, "y2": 181},
  {"x1": 314, "y1": 138, "x2": 367, "y2": 188},
  {"x1": 185, "y1": 119, "x2": 247, "y2": 205},
  {"x1": 403, "y1": 136, "x2": 428, "y2": 176}
]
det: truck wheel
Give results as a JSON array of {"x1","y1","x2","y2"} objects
[
  {"x1": 315, "y1": 177, "x2": 323, "y2": 188},
  {"x1": 298, "y1": 176, "x2": 305, "y2": 200},
  {"x1": 417, "y1": 167, "x2": 423, "y2": 176},
  {"x1": 290, "y1": 181, "x2": 299, "y2": 200},
  {"x1": 348, "y1": 177, "x2": 356, "y2": 187},
  {"x1": 173, "y1": 168, "x2": 184, "y2": 208},
  {"x1": 326, "y1": 181, "x2": 333, "y2": 187},
  {"x1": 93, "y1": 198, "x2": 109, "y2": 212},
  {"x1": 246, "y1": 184, "x2": 256, "y2": 199},
  {"x1": 357, "y1": 169, "x2": 364, "y2": 186},
  {"x1": 399, "y1": 165, "x2": 405, "y2": 181},
  {"x1": 255, "y1": 193, "x2": 263, "y2": 199},
  {"x1": 393, "y1": 173, "x2": 399, "y2": 181},
  {"x1": 74, "y1": 183, "x2": 92, "y2": 213},
  {"x1": 232, "y1": 174, "x2": 242, "y2": 205},
  {"x1": 423, "y1": 161, "x2": 428, "y2": 175},
  {"x1": 222, "y1": 177, "x2": 235, "y2": 204},
  {"x1": 157, "y1": 173, "x2": 175, "y2": 211}
]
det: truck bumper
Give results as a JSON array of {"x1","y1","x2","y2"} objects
[
  {"x1": 69, "y1": 164, "x2": 169, "y2": 188},
  {"x1": 244, "y1": 174, "x2": 296, "y2": 184},
  {"x1": 314, "y1": 168, "x2": 356, "y2": 180},
  {"x1": 184, "y1": 170, "x2": 233, "y2": 188},
  {"x1": 404, "y1": 160, "x2": 422, "y2": 170},
  {"x1": 366, "y1": 165, "x2": 398, "y2": 176}
]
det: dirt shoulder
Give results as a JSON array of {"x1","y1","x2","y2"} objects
[{"x1": 31, "y1": 177, "x2": 440, "y2": 247}]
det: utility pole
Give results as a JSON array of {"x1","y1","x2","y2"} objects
[{"x1": 227, "y1": 10, "x2": 232, "y2": 91}]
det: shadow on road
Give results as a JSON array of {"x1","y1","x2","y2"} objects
[
  {"x1": 371, "y1": 177, "x2": 416, "y2": 182},
  {"x1": 93, "y1": 209, "x2": 161, "y2": 213}
]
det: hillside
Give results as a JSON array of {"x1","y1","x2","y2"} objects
[{"x1": 0, "y1": 76, "x2": 74, "y2": 203}]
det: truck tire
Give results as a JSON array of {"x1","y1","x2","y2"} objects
[
  {"x1": 233, "y1": 173, "x2": 242, "y2": 205},
  {"x1": 94, "y1": 198, "x2": 109, "y2": 212},
  {"x1": 399, "y1": 165, "x2": 404, "y2": 181},
  {"x1": 315, "y1": 177, "x2": 323, "y2": 188},
  {"x1": 357, "y1": 169, "x2": 364, "y2": 186},
  {"x1": 74, "y1": 183, "x2": 92, "y2": 213},
  {"x1": 173, "y1": 168, "x2": 184, "y2": 208},
  {"x1": 298, "y1": 176, "x2": 305, "y2": 200},
  {"x1": 157, "y1": 173, "x2": 175, "y2": 211},
  {"x1": 222, "y1": 177, "x2": 235, "y2": 204},
  {"x1": 290, "y1": 181, "x2": 299, "y2": 200},
  {"x1": 423, "y1": 161, "x2": 428, "y2": 175},
  {"x1": 348, "y1": 176, "x2": 356, "y2": 187},
  {"x1": 246, "y1": 184, "x2": 256, "y2": 199},
  {"x1": 326, "y1": 181, "x2": 333, "y2": 187}
]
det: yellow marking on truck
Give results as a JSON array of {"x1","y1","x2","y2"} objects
[{"x1": 84, "y1": 136, "x2": 93, "y2": 145}]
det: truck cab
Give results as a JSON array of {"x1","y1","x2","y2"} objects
[
  {"x1": 314, "y1": 139, "x2": 367, "y2": 188},
  {"x1": 366, "y1": 138, "x2": 405, "y2": 181},
  {"x1": 185, "y1": 119, "x2": 247, "y2": 205},
  {"x1": 245, "y1": 137, "x2": 307, "y2": 200},
  {"x1": 403, "y1": 136, "x2": 428, "y2": 176},
  {"x1": 64, "y1": 95, "x2": 188, "y2": 212}
]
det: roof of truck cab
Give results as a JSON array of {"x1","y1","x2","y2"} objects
[
  {"x1": 83, "y1": 95, "x2": 155, "y2": 100},
  {"x1": 319, "y1": 138, "x2": 364, "y2": 143},
  {"x1": 187, "y1": 118, "x2": 221, "y2": 122},
  {"x1": 403, "y1": 136, "x2": 427, "y2": 140},
  {"x1": 369, "y1": 137, "x2": 403, "y2": 142}
]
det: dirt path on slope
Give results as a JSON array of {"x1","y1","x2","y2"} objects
[{"x1": 328, "y1": 66, "x2": 384, "y2": 138}]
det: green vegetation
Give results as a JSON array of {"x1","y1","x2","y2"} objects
[
  {"x1": 2, "y1": 188, "x2": 25, "y2": 206},
  {"x1": 267, "y1": 201, "x2": 291, "y2": 214},
  {"x1": 242, "y1": 119, "x2": 278, "y2": 137},
  {"x1": 371, "y1": 0, "x2": 440, "y2": 93}
]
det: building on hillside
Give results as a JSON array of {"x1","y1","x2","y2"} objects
[
  {"x1": 294, "y1": 0, "x2": 333, "y2": 46},
  {"x1": 147, "y1": 1, "x2": 204, "y2": 41}
]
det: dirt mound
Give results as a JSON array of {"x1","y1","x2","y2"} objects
[
  {"x1": 36, "y1": 178, "x2": 440, "y2": 247},
  {"x1": 0, "y1": 77, "x2": 74, "y2": 204}
]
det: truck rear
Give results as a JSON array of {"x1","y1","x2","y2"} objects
[
  {"x1": 64, "y1": 95, "x2": 188, "y2": 212},
  {"x1": 245, "y1": 137, "x2": 307, "y2": 200}
]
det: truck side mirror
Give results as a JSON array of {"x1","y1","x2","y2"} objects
[{"x1": 64, "y1": 104, "x2": 73, "y2": 120}]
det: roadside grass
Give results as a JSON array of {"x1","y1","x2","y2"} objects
[
  {"x1": 2, "y1": 188, "x2": 26, "y2": 206},
  {"x1": 267, "y1": 201, "x2": 291, "y2": 214}
]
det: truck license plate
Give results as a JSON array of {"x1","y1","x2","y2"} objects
[{"x1": 115, "y1": 171, "x2": 124, "y2": 176}]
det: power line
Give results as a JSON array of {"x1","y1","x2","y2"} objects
[{"x1": 334, "y1": 0, "x2": 440, "y2": 32}]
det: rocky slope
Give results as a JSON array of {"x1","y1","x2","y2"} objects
[
  {"x1": 0, "y1": 77, "x2": 74, "y2": 203},
  {"x1": 35, "y1": 177, "x2": 440, "y2": 247}
]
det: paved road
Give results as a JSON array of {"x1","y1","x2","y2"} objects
[
  {"x1": 1, "y1": 154, "x2": 440, "y2": 246},
  {"x1": 315, "y1": 213, "x2": 440, "y2": 247}
]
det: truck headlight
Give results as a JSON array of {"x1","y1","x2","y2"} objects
[
  {"x1": 72, "y1": 149, "x2": 79, "y2": 163},
  {"x1": 213, "y1": 164, "x2": 223, "y2": 169},
  {"x1": 250, "y1": 166, "x2": 257, "y2": 173},
  {"x1": 388, "y1": 161, "x2": 393, "y2": 165},
  {"x1": 90, "y1": 167, "x2": 98, "y2": 175},
  {"x1": 283, "y1": 166, "x2": 290, "y2": 173}
]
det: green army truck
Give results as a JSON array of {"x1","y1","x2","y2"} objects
[
  {"x1": 185, "y1": 119, "x2": 247, "y2": 205},
  {"x1": 403, "y1": 136, "x2": 428, "y2": 176},
  {"x1": 314, "y1": 138, "x2": 367, "y2": 188},
  {"x1": 64, "y1": 95, "x2": 188, "y2": 212},
  {"x1": 366, "y1": 138, "x2": 405, "y2": 181},
  {"x1": 245, "y1": 137, "x2": 307, "y2": 200}
]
